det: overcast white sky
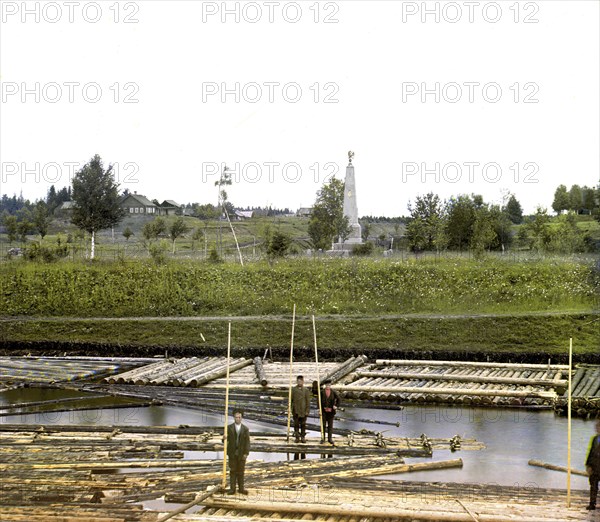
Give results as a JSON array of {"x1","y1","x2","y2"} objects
[{"x1": 1, "y1": 0, "x2": 598, "y2": 216}]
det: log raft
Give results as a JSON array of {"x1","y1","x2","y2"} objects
[
  {"x1": 101, "y1": 357, "x2": 578, "y2": 410},
  {"x1": 555, "y1": 364, "x2": 600, "y2": 418},
  {"x1": 4, "y1": 356, "x2": 597, "y2": 415},
  {"x1": 185, "y1": 482, "x2": 591, "y2": 522},
  {"x1": 0, "y1": 422, "x2": 588, "y2": 522},
  {"x1": 0, "y1": 424, "x2": 484, "y2": 456}
]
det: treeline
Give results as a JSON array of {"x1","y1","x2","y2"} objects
[
  {"x1": 183, "y1": 203, "x2": 292, "y2": 219},
  {"x1": 0, "y1": 186, "x2": 71, "y2": 217},
  {"x1": 0, "y1": 185, "x2": 72, "y2": 243},
  {"x1": 552, "y1": 184, "x2": 597, "y2": 215},
  {"x1": 360, "y1": 215, "x2": 405, "y2": 224},
  {"x1": 405, "y1": 192, "x2": 597, "y2": 255}
]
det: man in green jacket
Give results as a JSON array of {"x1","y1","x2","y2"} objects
[
  {"x1": 291, "y1": 375, "x2": 311, "y2": 443},
  {"x1": 585, "y1": 419, "x2": 600, "y2": 510}
]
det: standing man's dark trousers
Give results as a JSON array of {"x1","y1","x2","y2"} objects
[
  {"x1": 229, "y1": 456, "x2": 246, "y2": 494},
  {"x1": 293, "y1": 414, "x2": 307, "y2": 442},
  {"x1": 590, "y1": 473, "x2": 599, "y2": 509},
  {"x1": 323, "y1": 412, "x2": 335, "y2": 443}
]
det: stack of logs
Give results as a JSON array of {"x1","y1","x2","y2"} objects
[
  {"x1": 556, "y1": 364, "x2": 600, "y2": 418},
  {"x1": 0, "y1": 356, "x2": 145, "y2": 385},
  {"x1": 104, "y1": 357, "x2": 252, "y2": 387},
  {"x1": 339, "y1": 360, "x2": 565, "y2": 407}
]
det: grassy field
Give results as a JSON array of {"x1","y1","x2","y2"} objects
[
  {"x1": 0, "y1": 257, "x2": 597, "y2": 317},
  {"x1": 0, "y1": 255, "x2": 598, "y2": 359}
]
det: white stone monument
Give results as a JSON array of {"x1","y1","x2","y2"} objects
[{"x1": 333, "y1": 151, "x2": 362, "y2": 251}]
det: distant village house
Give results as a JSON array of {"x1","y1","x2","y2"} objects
[
  {"x1": 119, "y1": 193, "x2": 183, "y2": 216},
  {"x1": 120, "y1": 193, "x2": 158, "y2": 215},
  {"x1": 296, "y1": 207, "x2": 313, "y2": 217}
]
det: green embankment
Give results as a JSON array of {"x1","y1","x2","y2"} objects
[
  {"x1": 0, "y1": 257, "x2": 598, "y2": 358},
  {"x1": 1, "y1": 313, "x2": 599, "y2": 359}
]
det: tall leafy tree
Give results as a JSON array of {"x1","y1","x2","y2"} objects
[
  {"x1": 194, "y1": 203, "x2": 219, "y2": 220},
  {"x1": 406, "y1": 192, "x2": 446, "y2": 252},
  {"x1": 32, "y1": 200, "x2": 51, "y2": 240},
  {"x1": 470, "y1": 206, "x2": 496, "y2": 258},
  {"x1": 71, "y1": 155, "x2": 125, "y2": 259},
  {"x1": 308, "y1": 177, "x2": 349, "y2": 250},
  {"x1": 552, "y1": 185, "x2": 570, "y2": 214},
  {"x1": 526, "y1": 207, "x2": 552, "y2": 252},
  {"x1": 490, "y1": 204, "x2": 514, "y2": 251},
  {"x1": 569, "y1": 185, "x2": 583, "y2": 213},
  {"x1": 569, "y1": 185, "x2": 583, "y2": 214},
  {"x1": 582, "y1": 186, "x2": 597, "y2": 213},
  {"x1": 550, "y1": 212, "x2": 586, "y2": 253},
  {"x1": 446, "y1": 195, "x2": 476, "y2": 250},
  {"x1": 504, "y1": 194, "x2": 523, "y2": 224}
]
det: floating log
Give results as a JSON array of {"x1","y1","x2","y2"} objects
[
  {"x1": 253, "y1": 357, "x2": 268, "y2": 387},
  {"x1": 150, "y1": 357, "x2": 211, "y2": 385},
  {"x1": 0, "y1": 357, "x2": 126, "y2": 384},
  {"x1": 189, "y1": 358, "x2": 252, "y2": 387},
  {"x1": 173, "y1": 358, "x2": 228, "y2": 386},
  {"x1": 105, "y1": 359, "x2": 173, "y2": 384},
  {"x1": 319, "y1": 355, "x2": 368, "y2": 385},
  {"x1": 156, "y1": 484, "x2": 222, "y2": 522},
  {"x1": 0, "y1": 401, "x2": 152, "y2": 418},
  {"x1": 528, "y1": 459, "x2": 588, "y2": 476}
]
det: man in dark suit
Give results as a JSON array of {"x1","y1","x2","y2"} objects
[
  {"x1": 291, "y1": 375, "x2": 311, "y2": 443},
  {"x1": 321, "y1": 379, "x2": 340, "y2": 445},
  {"x1": 226, "y1": 408, "x2": 250, "y2": 495}
]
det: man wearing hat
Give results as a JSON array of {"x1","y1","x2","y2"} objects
[{"x1": 321, "y1": 380, "x2": 340, "y2": 445}]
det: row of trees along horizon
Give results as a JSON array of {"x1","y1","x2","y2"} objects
[{"x1": 1, "y1": 155, "x2": 599, "y2": 260}]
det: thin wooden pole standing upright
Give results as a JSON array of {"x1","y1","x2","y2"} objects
[
  {"x1": 567, "y1": 337, "x2": 573, "y2": 507},
  {"x1": 286, "y1": 304, "x2": 296, "y2": 442},
  {"x1": 221, "y1": 323, "x2": 232, "y2": 490},
  {"x1": 312, "y1": 315, "x2": 324, "y2": 442}
]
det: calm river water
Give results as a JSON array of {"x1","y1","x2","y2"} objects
[{"x1": 1, "y1": 387, "x2": 594, "y2": 492}]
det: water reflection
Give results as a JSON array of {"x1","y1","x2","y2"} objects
[{"x1": 340, "y1": 405, "x2": 592, "y2": 490}]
